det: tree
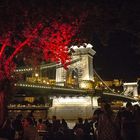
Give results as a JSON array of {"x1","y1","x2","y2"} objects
[{"x1": 0, "y1": 17, "x2": 82, "y2": 125}]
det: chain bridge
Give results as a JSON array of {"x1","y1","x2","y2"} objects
[
  {"x1": 14, "y1": 43, "x2": 137, "y2": 102},
  {"x1": 10, "y1": 43, "x2": 138, "y2": 119}
]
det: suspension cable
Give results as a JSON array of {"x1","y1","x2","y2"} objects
[{"x1": 93, "y1": 68, "x2": 117, "y2": 94}]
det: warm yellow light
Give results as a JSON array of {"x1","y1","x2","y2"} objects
[
  {"x1": 35, "y1": 73, "x2": 39, "y2": 77},
  {"x1": 79, "y1": 80, "x2": 94, "y2": 89},
  {"x1": 80, "y1": 82, "x2": 87, "y2": 89},
  {"x1": 53, "y1": 96, "x2": 91, "y2": 106},
  {"x1": 24, "y1": 97, "x2": 34, "y2": 103}
]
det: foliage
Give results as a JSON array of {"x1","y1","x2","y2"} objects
[{"x1": 0, "y1": 18, "x2": 81, "y2": 81}]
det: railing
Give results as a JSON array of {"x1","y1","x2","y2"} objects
[
  {"x1": 14, "y1": 57, "x2": 82, "y2": 72},
  {"x1": 14, "y1": 82, "x2": 91, "y2": 94},
  {"x1": 8, "y1": 105, "x2": 49, "y2": 110}
]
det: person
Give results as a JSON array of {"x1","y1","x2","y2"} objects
[
  {"x1": 22, "y1": 118, "x2": 39, "y2": 140},
  {"x1": 52, "y1": 116, "x2": 58, "y2": 132},
  {"x1": 133, "y1": 104, "x2": 140, "y2": 140},
  {"x1": 12, "y1": 114, "x2": 23, "y2": 140},
  {"x1": 36, "y1": 119, "x2": 46, "y2": 131},
  {"x1": 61, "y1": 119, "x2": 68, "y2": 130},
  {"x1": 83, "y1": 119, "x2": 92, "y2": 140},
  {"x1": 73, "y1": 118, "x2": 84, "y2": 131},
  {"x1": 121, "y1": 102, "x2": 137, "y2": 140},
  {"x1": 27, "y1": 111, "x2": 36, "y2": 126},
  {"x1": 97, "y1": 102, "x2": 118, "y2": 140},
  {"x1": 0, "y1": 118, "x2": 15, "y2": 140},
  {"x1": 115, "y1": 107, "x2": 125, "y2": 140},
  {"x1": 73, "y1": 118, "x2": 84, "y2": 140},
  {"x1": 92, "y1": 108, "x2": 103, "y2": 140}
]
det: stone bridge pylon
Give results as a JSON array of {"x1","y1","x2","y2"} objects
[{"x1": 56, "y1": 43, "x2": 96, "y2": 88}]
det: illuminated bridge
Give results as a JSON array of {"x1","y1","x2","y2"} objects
[
  {"x1": 14, "y1": 82, "x2": 137, "y2": 102},
  {"x1": 11, "y1": 44, "x2": 138, "y2": 119},
  {"x1": 14, "y1": 44, "x2": 137, "y2": 101}
]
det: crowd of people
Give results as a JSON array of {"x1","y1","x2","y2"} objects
[{"x1": 0, "y1": 100, "x2": 140, "y2": 140}]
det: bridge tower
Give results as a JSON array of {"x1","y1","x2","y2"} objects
[
  {"x1": 123, "y1": 82, "x2": 138, "y2": 97},
  {"x1": 56, "y1": 43, "x2": 96, "y2": 87},
  {"x1": 49, "y1": 44, "x2": 97, "y2": 119}
]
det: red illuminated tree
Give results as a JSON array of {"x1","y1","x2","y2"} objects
[{"x1": 0, "y1": 18, "x2": 82, "y2": 125}]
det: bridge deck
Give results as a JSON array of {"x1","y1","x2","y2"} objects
[
  {"x1": 15, "y1": 82, "x2": 94, "y2": 96},
  {"x1": 14, "y1": 82, "x2": 138, "y2": 102}
]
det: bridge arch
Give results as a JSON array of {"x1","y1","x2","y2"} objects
[{"x1": 65, "y1": 67, "x2": 79, "y2": 88}]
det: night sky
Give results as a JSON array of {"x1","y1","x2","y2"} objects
[{"x1": 0, "y1": 0, "x2": 140, "y2": 81}]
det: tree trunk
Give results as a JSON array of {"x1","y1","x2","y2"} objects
[
  {"x1": 0, "y1": 90, "x2": 7, "y2": 126},
  {"x1": 0, "y1": 79, "x2": 10, "y2": 126}
]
